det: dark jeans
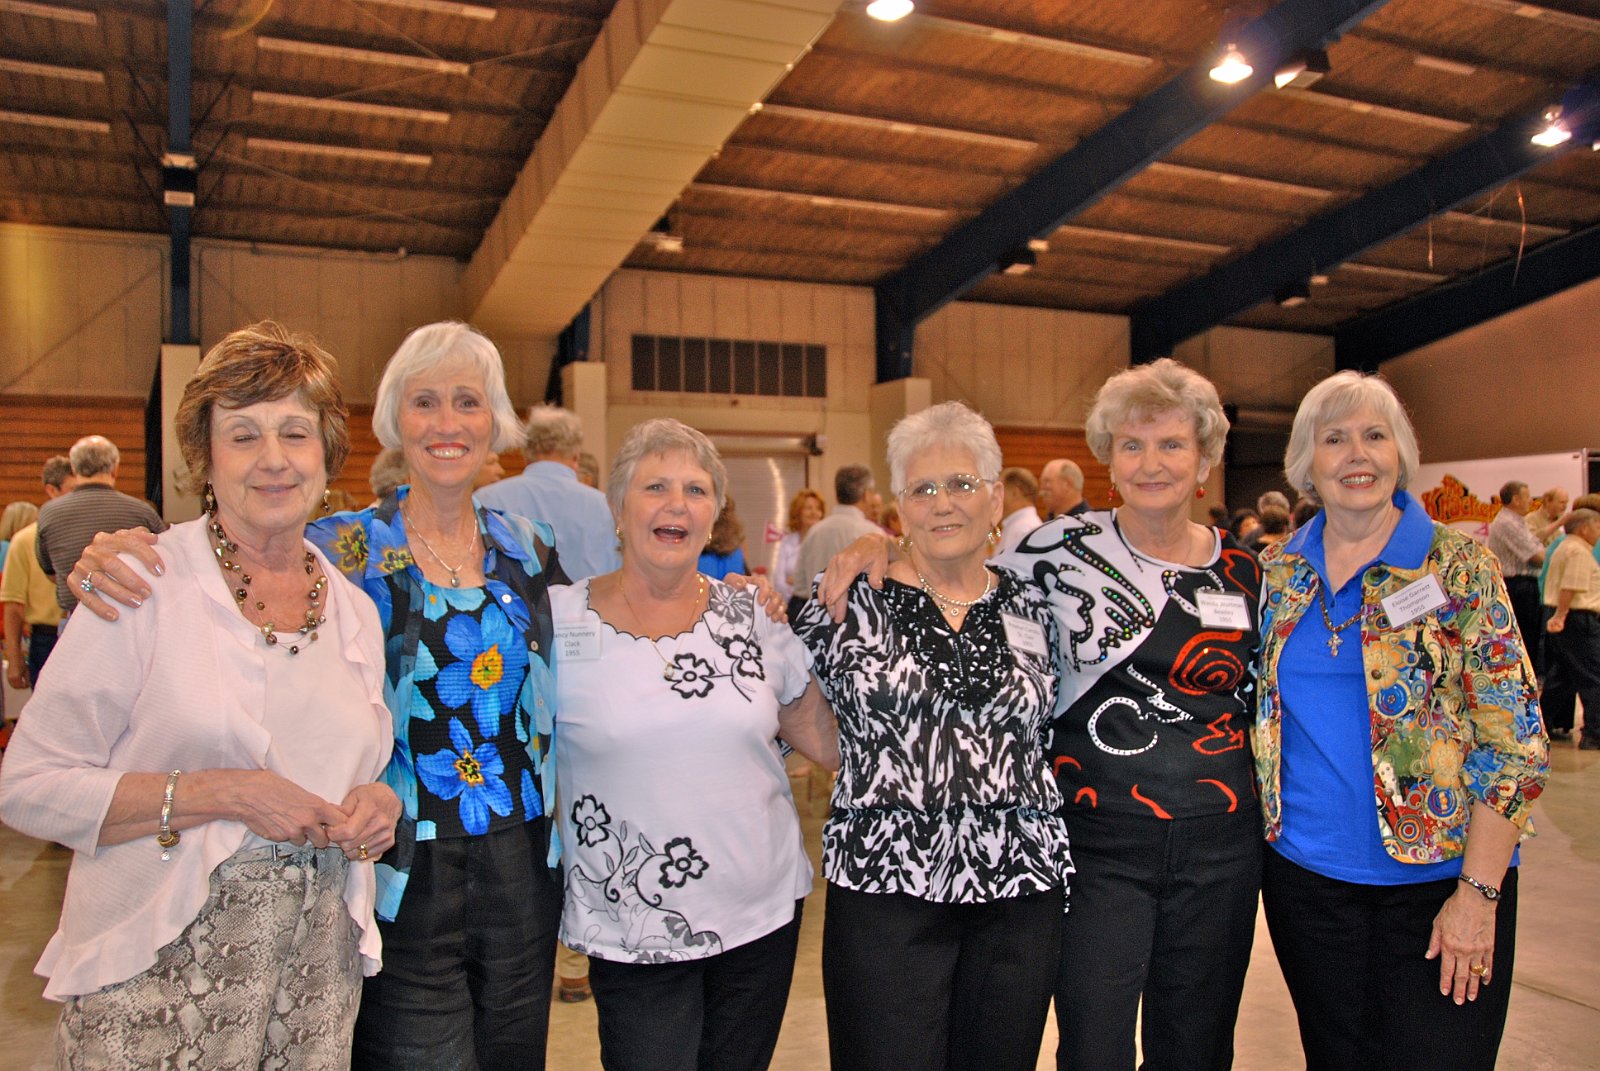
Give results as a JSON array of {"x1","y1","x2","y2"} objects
[
  {"x1": 1262, "y1": 848, "x2": 1518, "y2": 1071},
  {"x1": 1543, "y1": 607, "x2": 1600, "y2": 738},
  {"x1": 27, "y1": 624, "x2": 57, "y2": 688},
  {"x1": 1504, "y1": 575, "x2": 1543, "y2": 678},
  {"x1": 588, "y1": 901, "x2": 804, "y2": 1071},
  {"x1": 824, "y1": 884, "x2": 1062, "y2": 1071},
  {"x1": 351, "y1": 818, "x2": 561, "y2": 1071},
  {"x1": 1054, "y1": 807, "x2": 1262, "y2": 1071}
]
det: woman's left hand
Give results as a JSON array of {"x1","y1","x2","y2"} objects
[
  {"x1": 326, "y1": 782, "x2": 402, "y2": 863},
  {"x1": 1426, "y1": 886, "x2": 1498, "y2": 1004}
]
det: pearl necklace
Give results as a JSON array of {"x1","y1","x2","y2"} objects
[
  {"x1": 208, "y1": 516, "x2": 326, "y2": 655},
  {"x1": 914, "y1": 563, "x2": 993, "y2": 613},
  {"x1": 402, "y1": 500, "x2": 479, "y2": 588},
  {"x1": 618, "y1": 574, "x2": 707, "y2": 681}
]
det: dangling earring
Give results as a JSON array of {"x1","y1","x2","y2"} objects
[
  {"x1": 1107, "y1": 482, "x2": 1117, "y2": 502},
  {"x1": 1195, "y1": 486, "x2": 1206, "y2": 500},
  {"x1": 988, "y1": 524, "x2": 1003, "y2": 546},
  {"x1": 202, "y1": 482, "x2": 217, "y2": 514},
  {"x1": 322, "y1": 489, "x2": 333, "y2": 514},
  {"x1": 615, "y1": 526, "x2": 624, "y2": 551},
  {"x1": 897, "y1": 535, "x2": 913, "y2": 554}
]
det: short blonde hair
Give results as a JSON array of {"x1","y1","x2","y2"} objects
[
  {"x1": 607, "y1": 419, "x2": 727, "y2": 520},
  {"x1": 372, "y1": 322, "x2": 523, "y2": 454},
  {"x1": 1085, "y1": 359, "x2": 1229, "y2": 467},
  {"x1": 1283, "y1": 370, "x2": 1420, "y2": 503},
  {"x1": 0, "y1": 501, "x2": 38, "y2": 544}
]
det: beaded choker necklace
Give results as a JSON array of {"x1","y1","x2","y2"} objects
[{"x1": 208, "y1": 515, "x2": 327, "y2": 655}]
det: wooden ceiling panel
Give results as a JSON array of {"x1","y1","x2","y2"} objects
[
  {"x1": 698, "y1": 144, "x2": 1006, "y2": 212},
  {"x1": 1077, "y1": 194, "x2": 1295, "y2": 250}
]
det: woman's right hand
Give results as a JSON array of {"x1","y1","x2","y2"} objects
[
  {"x1": 70, "y1": 528, "x2": 164, "y2": 621},
  {"x1": 226, "y1": 770, "x2": 351, "y2": 847},
  {"x1": 816, "y1": 534, "x2": 892, "y2": 622}
]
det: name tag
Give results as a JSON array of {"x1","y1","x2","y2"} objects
[
  {"x1": 1002, "y1": 613, "x2": 1049, "y2": 658},
  {"x1": 1196, "y1": 590, "x2": 1251, "y2": 630},
  {"x1": 554, "y1": 620, "x2": 601, "y2": 662},
  {"x1": 1380, "y1": 574, "x2": 1449, "y2": 628}
]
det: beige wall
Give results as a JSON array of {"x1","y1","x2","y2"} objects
[
  {"x1": 1384, "y1": 275, "x2": 1600, "y2": 463},
  {"x1": 1172, "y1": 325, "x2": 1334, "y2": 414}
]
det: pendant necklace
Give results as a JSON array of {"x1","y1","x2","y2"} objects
[
  {"x1": 209, "y1": 516, "x2": 326, "y2": 655},
  {"x1": 403, "y1": 500, "x2": 478, "y2": 588},
  {"x1": 1316, "y1": 586, "x2": 1363, "y2": 657},
  {"x1": 619, "y1": 574, "x2": 707, "y2": 680}
]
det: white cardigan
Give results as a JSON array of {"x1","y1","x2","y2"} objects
[{"x1": 0, "y1": 518, "x2": 392, "y2": 999}]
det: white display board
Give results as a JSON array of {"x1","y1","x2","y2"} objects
[{"x1": 1410, "y1": 451, "x2": 1594, "y2": 540}]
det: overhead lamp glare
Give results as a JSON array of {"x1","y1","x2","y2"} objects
[
  {"x1": 1274, "y1": 281, "x2": 1311, "y2": 308},
  {"x1": 1273, "y1": 48, "x2": 1330, "y2": 90},
  {"x1": 1531, "y1": 106, "x2": 1572, "y2": 148},
  {"x1": 1209, "y1": 43, "x2": 1252, "y2": 84},
  {"x1": 998, "y1": 247, "x2": 1036, "y2": 276},
  {"x1": 865, "y1": 0, "x2": 913, "y2": 21}
]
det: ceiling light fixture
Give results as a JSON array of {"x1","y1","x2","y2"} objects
[
  {"x1": 1273, "y1": 48, "x2": 1330, "y2": 89},
  {"x1": 252, "y1": 90, "x2": 451, "y2": 124},
  {"x1": 1531, "y1": 105, "x2": 1573, "y2": 147},
  {"x1": 360, "y1": 0, "x2": 497, "y2": 20},
  {"x1": 1413, "y1": 55, "x2": 1477, "y2": 77},
  {"x1": 0, "y1": 57, "x2": 103, "y2": 82},
  {"x1": 1274, "y1": 281, "x2": 1311, "y2": 308},
  {"x1": 865, "y1": 0, "x2": 913, "y2": 21},
  {"x1": 1209, "y1": 43, "x2": 1252, "y2": 84},
  {"x1": 641, "y1": 215, "x2": 684, "y2": 254},
  {"x1": 246, "y1": 136, "x2": 433, "y2": 167},
  {"x1": 0, "y1": 108, "x2": 109, "y2": 133},
  {"x1": 0, "y1": 1, "x2": 97, "y2": 24},
  {"x1": 999, "y1": 247, "x2": 1037, "y2": 276},
  {"x1": 257, "y1": 37, "x2": 470, "y2": 76}
]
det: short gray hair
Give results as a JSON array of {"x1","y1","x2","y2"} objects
[
  {"x1": 1042, "y1": 458, "x2": 1084, "y2": 491},
  {"x1": 1284, "y1": 370, "x2": 1420, "y2": 503},
  {"x1": 1257, "y1": 490, "x2": 1291, "y2": 514},
  {"x1": 1084, "y1": 359, "x2": 1229, "y2": 467},
  {"x1": 372, "y1": 322, "x2": 523, "y2": 453},
  {"x1": 523, "y1": 405, "x2": 584, "y2": 460},
  {"x1": 607, "y1": 418, "x2": 727, "y2": 520},
  {"x1": 1564, "y1": 508, "x2": 1600, "y2": 535},
  {"x1": 369, "y1": 447, "x2": 410, "y2": 500},
  {"x1": 69, "y1": 435, "x2": 120, "y2": 478},
  {"x1": 887, "y1": 401, "x2": 1002, "y2": 494}
]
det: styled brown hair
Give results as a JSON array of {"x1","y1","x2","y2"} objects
[
  {"x1": 786, "y1": 488, "x2": 826, "y2": 533},
  {"x1": 174, "y1": 321, "x2": 349, "y2": 494}
]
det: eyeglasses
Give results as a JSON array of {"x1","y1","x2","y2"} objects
[{"x1": 899, "y1": 474, "x2": 989, "y2": 502}]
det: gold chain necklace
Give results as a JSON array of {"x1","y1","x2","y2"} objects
[
  {"x1": 208, "y1": 516, "x2": 326, "y2": 655},
  {"x1": 913, "y1": 562, "x2": 993, "y2": 613},
  {"x1": 1316, "y1": 586, "x2": 1364, "y2": 657},
  {"x1": 402, "y1": 500, "x2": 479, "y2": 588},
  {"x1": 618, "y1": 574, "x2": 707, "y2": 681}
]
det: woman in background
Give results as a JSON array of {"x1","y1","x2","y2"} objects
[
  {"x1": 774, "y1": 489, "x2": 825, "y2": 605},
  {"x1": 697, "y1": 493, "x2": 748, "y2": 580}
]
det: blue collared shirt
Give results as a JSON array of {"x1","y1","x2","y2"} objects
[{"x1": 476, "y1": 461, "x2": 621, "y2": 582}]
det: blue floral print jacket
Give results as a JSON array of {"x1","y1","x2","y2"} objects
[
  {"x1": 310, "y1": 487, "x2": 563, "y2": 920},
  {"x1": 1254, "y1": 498, "x2": 1548, "y2": 864}
]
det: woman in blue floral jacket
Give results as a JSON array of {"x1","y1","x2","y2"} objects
[{"x1": 1255, "y1": 370, "x2": 1548, "y2": 1071}]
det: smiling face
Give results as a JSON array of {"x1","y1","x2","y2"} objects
[
  {"x1": 397, "y1": 358, "x2": 493, "y2": 498},
  {"x1": 797, "y1": 495, "x2": 824, "y2": 533},
  {"x1": 618, "y1": 449, "x2": 718, "y2": 578},
  {"x1": 208, "y1": 394, "x2": 327, "y2": 545},
  {"x1": 1309, "y1": 405, "x2": 1400, "y2": 521},
  {"x1": 1108, "y1": 408, "x2": 1210, "y2": 521},
  {"x1": 898, "y1": 443, "x2": 1002, "y2": 567}
]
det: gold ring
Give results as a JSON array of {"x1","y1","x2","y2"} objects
[
  {"x1": 357, "y1": 844, "x2": 369, "y2": 860},
  {"x1": 1469, "y1": 963, "x2": 1487, "y2": 976}
]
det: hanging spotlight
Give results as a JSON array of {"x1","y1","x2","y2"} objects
[
  {"x1": 1531, "y1": 106, "x2": 1572, "y2": 148},
  {"x1": 998, "y1": 247, "x2": 1037, "y2": 276},
  {"x1": 1209, "y1": 43, "x2": 1252, "y2": 84},
  {"x1": 1273, "y1": 49, "x2": 1330, "y2": 90},
  {"x1": 865, "y1": 0, "x2": 914, "y2": 21},
  {"x1": 1274, "y1": 281, "x2": 1311, "y2": 308}
]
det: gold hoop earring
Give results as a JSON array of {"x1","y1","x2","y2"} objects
[
  {"x1": 988, "y1": 524, "x2": 1002, "y2": 546},
  {"x1": 615, "y1": 526, "x2": 624, "y2": 551},
  {"x1": 202, "y1": 483, "x2": 217, "y2": 514},
  {"x1": 897, "y1": 535, "x2": 913, "y2": 554}
]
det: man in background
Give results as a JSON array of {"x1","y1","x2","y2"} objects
[
  {"x1": 3, "y1": 457, "x2": 74, "y2": 688},
  {"x1": 36, "y1": 436, "x2": 164, "y2": 616},
  {"x1": 1039, "y1": 458, "x2": 1086, "y2": 519},
  {"x1": 996, "y1": 466, "x2": 1043, "y2": 555},
  {"x1": 793, "y1": 463, "x2": 883, "y2": 615}
]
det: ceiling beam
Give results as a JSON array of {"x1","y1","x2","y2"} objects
[
  {"x1": 1334, "y1": 221, "x2": 1600, "y2": 369},
  {"x1": 1127, "y1": 94, "x2": 1594, "y2": 362},
  {"x1": 870, "y1": 0, "x2": 1394, "y2": 383}
]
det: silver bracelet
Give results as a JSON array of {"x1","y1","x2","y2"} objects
[
  {"x1": 157, "y1": 770, "x2": 181, "y2": 860},
  {"x1": 1458, "y1": 873, "x2": 1501, "y2": 902}
]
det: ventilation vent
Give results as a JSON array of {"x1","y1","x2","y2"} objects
[{"x1": 631, "y1": 334, "x2": 826, "y2": 398}]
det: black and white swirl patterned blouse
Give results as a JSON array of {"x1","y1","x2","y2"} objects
[{"x1": 794, "y1": 566, "x2": 1072, "y2": 904}]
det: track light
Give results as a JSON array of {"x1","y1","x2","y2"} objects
[
  {"x1": 1274, "y1": 281, "x2": 1311, "y2": 308},
  {"x1": 999, "y1": 247, "x2": 1037, "y2": 276},
  {"x1": 1209, "y1": 44, "x2": 1252, "y2": 84},
  {"x1": 641, "y1": 216, "x2": 684, "y2": 254},
  {"x1": 865, "y1": 0, "x2": 913, "y2": 21},
  {"x1": 1273, "y1": 49, "x2": 1330, "y2": 90},
  {"x1": 1531, "y1": 106, "x2": 1572, "y2": 148}
]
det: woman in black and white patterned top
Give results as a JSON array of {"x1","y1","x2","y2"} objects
[{"x1": 794, "y1": 402, "x2": 1070, "y2": 1071}]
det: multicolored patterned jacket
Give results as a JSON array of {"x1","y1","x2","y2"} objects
[{"x1": 1255, "y1": 503, "x2": 1548, "y2": 864}]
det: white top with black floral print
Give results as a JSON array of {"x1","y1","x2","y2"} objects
[{"x1": 551, "y1": 578, "x2": 815, "y2": 963}]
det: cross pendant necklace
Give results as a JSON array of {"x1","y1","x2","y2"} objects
[{"x1": 1316, "y1": 587, "x2": 1363, "y2": 657}]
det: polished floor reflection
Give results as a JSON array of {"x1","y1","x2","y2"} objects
[{"x1": 4, "y1": 746, "x2": 1598, "y2": 1069}]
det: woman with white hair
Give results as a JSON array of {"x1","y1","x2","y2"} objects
[
  {"x1": 1256, "y1": 370, "x2": 1547, "y2": 1069},
  {"x1": 69, "y1": 321, "x2": 569, "y2": 1069},
  {"x1": 796, "y1": 401, "x2": 1069, "y2": 1071},
  {"x1": 551, "y1": 417, "x2": 836, "y2": 1071}
]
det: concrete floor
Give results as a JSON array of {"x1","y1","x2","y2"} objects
[{"x1": 4, "y1": 746, "x2": 1599, "y2": 1070}]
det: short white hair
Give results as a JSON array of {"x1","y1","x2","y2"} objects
[
  {"x1": 523, "y1": 405, "x2": 584, "y2": 459},
  {"x1": 70, "y1": 435, "x2": 120, "y2": 478},
  {"x1": 1283, "y1": 370, "x2": 1420, "y2": 503},
  {"x1": 372, "y1": 322, "x2": 523, "y2": 453},
  {"x1": 887, "y1": 401, "x2": 1002, "y2": 494}
]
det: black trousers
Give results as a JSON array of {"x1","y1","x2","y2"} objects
[
  {"x1": 587, "y1": 901, "x2": 804, "y2": 1071},
  {"x1": 1262, "y1": 848, "x2": 1517, "y2": 1071},
  {"x1": 1543, "y1": 607, "x2": 1600, "y2": 738},
  {"x1": 824, "y1": 884, "x2": 1061, "y2": 1071},
  {"x1": 1504, "y1": 575, "x2": 1543, "y2": 678},
  {"x1": 1054, "y1": 807, "x2": 1261, "y2": 1071},
  {"x1": 26, "y1": 623, "x2": 57, "y2": 687},
  {"x1": 351, "y1": 818, "x2": 561, "y2": 1071}
]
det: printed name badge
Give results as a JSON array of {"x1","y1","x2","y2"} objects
[
  {"x1": 554, "y1": 620, "x2": 602, "y2": 662},
  {"x1": 1380, "y1": 574, "x2": 1449, "y2": 628},
  {"x1": 1001, "y1": 613, "x2": 1049, "y2": 658},
  {"x1": 1196, "y1": 590, "x2": 1251, "y2": 630}
]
